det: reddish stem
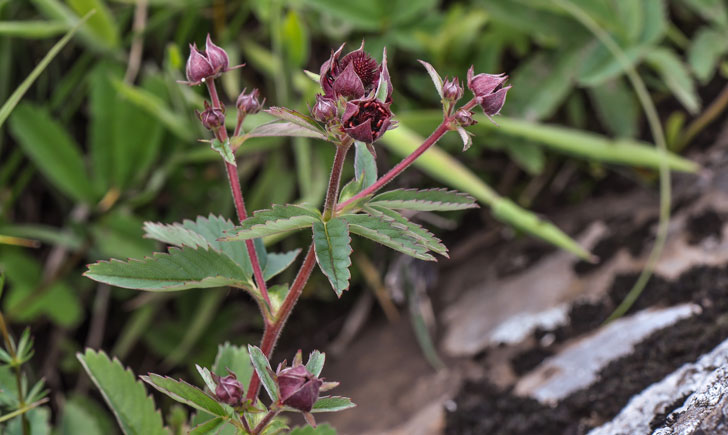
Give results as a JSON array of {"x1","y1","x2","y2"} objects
[
  {"x1": 323, "y1": 138, "x2": 353, "y2": 219},
  {"x1": 337, "y1": 121, "x2": 451, "y2": 211},
  {"x1": 206, "y1": 80, "x2": 271, "y2": 310}
]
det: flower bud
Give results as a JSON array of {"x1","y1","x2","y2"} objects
[
  {"x1": 454, "y1": 108, "x2": 476, "y2": 127},
  {"x1": 215, "y1": 372, "x2": 244, "y2": 406},
  {"x1": 319, "y1": 41, "x2": 387, "y2": 102},
  {"x1": 466, "y1": 66, "x2": 511, "y2": 118},
  {"x1": 442, "y1": 77, "x2": 463, "y2": 101},
  {"x1": 342, "y1": 97, "x2": 393, "y2": 144},
  {"x1": 236, "y1": 88, "x2": 263, "y2": 115},
  {"x1": 205, "y1": 34, "x2": 229, "y2": 74},
  {"x1": 198, "y1": 101, "x2": 225, "y2": 131},
  {"x1": 311, "y1": 95, "x2": 337, "y2": 123},
  {"x1": 186, "y1": 43, "x2": 214, "y2": 85},
  {"x1": 277, "y1": 365, "x2": 323, "y2": 412}
]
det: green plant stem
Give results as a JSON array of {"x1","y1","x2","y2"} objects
[
  {"x1": 554, "y1": 0, "x2": 671, "y2": 321},
  {"x1": 206, "y1": 79, "x2": 271, "y2": 310},
  {"x1": 0, "y1": 312, "x2": 28, "y2": 435}
]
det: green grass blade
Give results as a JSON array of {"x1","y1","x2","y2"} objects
[{"x1": 0, "y1": 10, "x2": 93, "y2": 128}]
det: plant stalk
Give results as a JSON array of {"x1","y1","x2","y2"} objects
[{"x1": 206, "y1": 80, "x2": 271, "y2": 310}]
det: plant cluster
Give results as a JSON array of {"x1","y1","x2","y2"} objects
[{"x1": 80, "y1": 36, "x2": 509, "y2": 433}]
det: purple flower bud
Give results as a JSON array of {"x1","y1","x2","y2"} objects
[
  {"x1": 215, "y1": 373, "x2": 244, "y2": 406},
  {"x1": 442, "y1": 77, "x2": 463, "y2": 101},
  {"x1": 205, "y1": 34, "x2": 229, "y2": 74},
  {"x1": 277, "y1": 365, "x2": 323, "y2": 413},
  {"x1": 342, "y1": 97, "x2": 393, "y2": 143},
  {"x1": 319, "y1": 42, "x2": 386, "y2": 102},
  {"x1": 466, "y1": 66, "x2": 511, "y2": 117},
  {"x1": 186, "y1": 43, "x2": 214, "y2": 85},
  {"x1": 236, "y1": 88, "x2": 264, "y2": 115},
  {"x1": 311, "y1": 95, "x2": 337, "y2": 123},
  {"x1": 454, "y1": 108, "x2": 476, "y2": 127},
  {"x1": 198, "y1": 100, "x2": 225, "y2": 131}
]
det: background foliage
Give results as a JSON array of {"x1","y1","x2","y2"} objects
[{"x1": 0, "y1": 0, "x2": 725, "y2": 431}]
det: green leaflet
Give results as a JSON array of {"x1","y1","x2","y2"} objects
[
  {"x1": 369, "y1": 188, "x2": 478, "y2": 211},
  {"x1": 141, "y1": 374, "x2": 228, "y2": 418},
  {"x1": 84, "y1": 246, "x2": 251, "y2": 292},
  {"x1": 343, "y1": 214, "x2": 435, "y2": 261},
  {"x1": 312, "y1": 218, "x2": 352, "y2": 297},
  {"x1": 76, "y1": 350, "x2": 167, "y2": 435},
  {"x1": 224, "y1": 204, "x2": 320, "y2": 240},
  {"x1": 310, "y1": 396, "x2": 356, "y2": 413},
  {"x1": 365, "y1": 205, "x2": 448, "y2": 257},
  {"x1": 213, "y1": 343, "x2": 254, "y2": 387},
  {"x1": 247, "y1": 345, "x2": 278, "y2": 402},
  {"x1": 305, "y1": 350, "x2": 325, "y2": 378}
]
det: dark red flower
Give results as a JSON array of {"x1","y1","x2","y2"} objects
[
  {"x1": 341, "y1": 97, "x2": 393, "y2": 143},
  {"x1": 215, "y1": 372, "x2": 244, "y2": 406},
  {"x1": 466, "y1": 66, "x2": 511, "y2": 118},
  {"x1": 277, "y1": 365, "x2": 323, "y2": 412},
  {"x1": 319, "y1": 42, "x2": 391, "y2": 102}
]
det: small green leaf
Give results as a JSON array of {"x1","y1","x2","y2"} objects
[
  {"x1": 84, "y1": 246, "x2": 252, "y2": 291},
  {"x1": 646, "y1": 48, "x2": 701, "y2": 115},
  {"x1": 211, "y1": 139, "x2": 236, "y2": 166},
  {"x1": 76, "y1": 350, "x2": 167, "y2": 435},
  {"x1": 189, "y1": 417, "x2": 225, "y2": 435},
  {"x1": 312, "y1": 218, "x2": 352, "y2": 297},
  {"x1": 141, "y1": 374, "x2": 227, "y2": 418},
  {"x1": 305, "y1": 351, "x2": 325, "y2": 378},
  {"x1": 9, "y1": 103, "x2": 96, "y2": 203},
  {"x1": 343, "y1": 214, "x2": 435, "y2": 261},
  {"x1": 290, "y1": 423, "x2": 337, "y2": 435},
  {"x1": 311, "y1": 396, "x2": 356, "y2": 413},
  {"x1": 224, "y1": 205, "x2": 320, "y2": 240},
  {"x1": 213, "y1": 343, "x2": 253, "y2": 387},
  {"x1": 369, "y1": 188, "x2": 478, "y2": 211},
  {"x1": 265, "y1": 107, "x2": 323, "y2": 133},
  {"x1": 365, "y1": 205, "x2": 447, "y2": 257},
  {"x1": 354, "y1": 141, "x2": 377, "y2": 189},
  {"x1": 195, "y1": 365, "x2": 217, "y2": 393},
  {"x1": 242, "y1": 121, "x2": 327, "y2": 140},
  {"x1": 418, "y1": 60, "x2": 443, "y2": 98},
  {"x1": 264, "y1": 249, "x2": 302, "y2": 281},
  {"x1": 456, "y1": 126, "x2": 472, "y2": 151},
  {"x1": 247, "y1": 345, "x2": 278, "y2": 402},
  {"x1": 375, "y1": 48, "x2": 390, "y2": 103},
  {"x1": 688, "y1": 27, "x2": 728, "y2": 83}
]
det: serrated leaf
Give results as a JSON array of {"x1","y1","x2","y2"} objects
[
  {"x1": 213, "y1": 343, "x2": 253, "y2": 387},
  {"x1": 84, "y1": 246, "x2": 251, "y2": 291},
  {"x1": 311, "y1": 396, "x2": 356, "y2": 413},
  {"x1": 418, "y1": 60, "x2": 443, "y2": 98},
  {"x1": 343, "y1": 214, "x2": 435, "y2": 261},
  {"x1": 369, "y1": 188, "x2": 478, "y2": 211},
  {"x1": 211, "y1": 139, "x2": 236, "y2": 166},
  {"x1": 76, "y1": 350, "x2": 167, "y2": 435},
  {"x1": 305, "y1": 351, "x2": 325, "y2": 377},
  {"x1": 224, "y1": 205, "x2": 320, "y2": 240},
  {"x1": 243, "y1": 121, "x2": 326, "y2": 140},
  {"x1": 312, "y1": 218, "x2": 352, "y2": 297},
  {"x1": 263, "y1": 107, "x2": 325, "y2": 137},
  {"x1": 189, "y1": 417, "x2": 225, "y2": 435},
  {"x1": 195, "y1": 365, "x2": 217, "y2": 393},
  {"x1": 646, "y1": 48, "x2": 701, "y2": 114},
  {"x1": 365, "y1": 205, "x2": 448, "y2": 257},
  {"x1": 247, "y1": 345, "x2": 278, "y2": 402},
  {"x1": 264, "y1": 249, "x2": 301, "y2": 280},
  {"x1": 141, "y1": 374, "x2": 227, "y2": 418}
]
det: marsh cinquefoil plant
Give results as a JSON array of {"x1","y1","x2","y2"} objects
[{"x1": 79, "y1": 36, "x2": 510, "y2": 434}]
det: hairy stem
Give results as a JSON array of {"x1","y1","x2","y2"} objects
[
  {"x1": 206, "y1": 80, "x2": 271, "y2": 310},
  {"x1": 252, "y1": 407, "x2": 281, "y2": 434},
  {"x1": 323, "y1": 138, "x2": 353, "y2": 219}
]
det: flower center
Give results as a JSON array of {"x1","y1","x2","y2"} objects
[
  {"x1": 346, "y1": 101, "x2": 389, "y2": 132},
  {"x1": 340, "y1": 51, "x2": 380, "y2": 91}
]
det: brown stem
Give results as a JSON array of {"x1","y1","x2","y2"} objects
[
  {"x1": 206, "y1": 80, "x2": 271, "y2": 310},
  {"x1": 251, "y1": 407, "x2": 281, "y2": 434}
]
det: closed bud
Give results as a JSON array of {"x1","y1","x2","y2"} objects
[
  {"x1": 198, "y1": 101, "x2": 225, "y2": 131},
  {"x1": 205, "y1": 34, "x2": 229, "y2": 74},
  {"x1": 236, "y1": 88, "x2": 263, "y2": 115},
  {"x1": 466, "y1": 66, "x2": 511, "y2": 118},
  {"x1": 186, "y1": 43, "x2": 214, "y2": 85},
  {"x1": 442, "y1": 77, "x2": 463, "y2": 101},
  {"x1": 454, "y1": 108, "x2": 476, "y2": 127},
  {"x1": 276, "y1": 365, "x2": 323, "y2": 412},
  {"x1": 311, "y1": 95, "x2": 337, "y2": 123},
  {"x1": 215, "y1": 372, "x2": 244, "y2": 406}
]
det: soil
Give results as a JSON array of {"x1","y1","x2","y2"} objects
[{"x1": 445, "y1": 263, "x2": 728, "y2": 434}]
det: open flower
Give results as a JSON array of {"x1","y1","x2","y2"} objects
[
  {"x1": 319, "y1": 42, "x2": 392, "y2": 102},
  {"x1": 277, "y1": 364, "x2": 323, "y2": 412},
  {"x1": 466, "y1": 66, "x2": 511, "y2": 118},
  {"x1": 341, "y1": 96, "x2": 393, "y2": 143}
]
